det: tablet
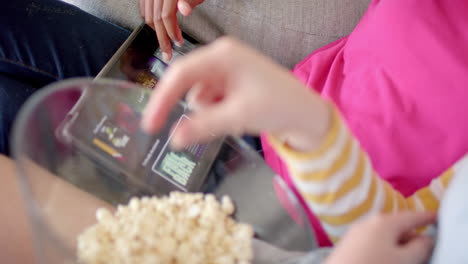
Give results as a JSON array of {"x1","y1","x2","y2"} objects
[{"x1": 58, "y1": 82, "x2": 223, "y2": 195}]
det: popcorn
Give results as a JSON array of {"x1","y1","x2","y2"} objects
[
  {"x1": 95, "y1": 208, "x2": 112, "y2": 222},
  {"x1": 77, "y1": 192, "x2": 253, "y2": 264},
  {"x1": 222, "y1": 195, "x2": 235, "y2": 215}
]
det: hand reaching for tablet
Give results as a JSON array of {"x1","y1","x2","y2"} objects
[
  {"x1": 139, "y1": 0, "x2": 204, "y2": 61},
  {"x1": 142, "y1": 37, "x2": 332, "y2": 153}
]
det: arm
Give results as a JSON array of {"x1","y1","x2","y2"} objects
[
  {"x1": 269, "y1": 108, "x2": 465, "y2": 242},
  {"x1": 138, "y1": 37, "x2": 462, "y2": 244}
]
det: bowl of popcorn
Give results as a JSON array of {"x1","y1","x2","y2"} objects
[
  {"x1": 78, "y1": 193, "x2": 252, "y2": 264},
  {"x1": 13, "y1": 79, "x2": 316, "y2": 264}
]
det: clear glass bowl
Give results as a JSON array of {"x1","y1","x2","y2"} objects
[{"x1": 12, "y1": 78, "x2": 316, "y2": 263}]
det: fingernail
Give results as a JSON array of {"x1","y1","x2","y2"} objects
[
  {"x1": 178, "y1": 1, "x2": 191, "y2": 16},
  {"x1": 186, "y1": 100, "x2": 197, "y2": 110},
  {"x1": 175, "y1": 39, "x2": 184, "y2": 47},
  {"x1": 170, "y1": 136, "x2": 185, "y2": 150},
  {"x1": 162, "y1": 52, "x2": 170, "y2": 62},
  {"x1": 177, "y1": 30, "x2": 184, "y2": 45}
]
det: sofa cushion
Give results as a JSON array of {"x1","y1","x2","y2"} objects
[
  {"x1": 62, "y1": 0, "x2": 142, "y2": 29},
  {"x1": 180, "y1": 0, "x2": 370, "y2": 67},
  {"x1": 62, "y1": 0, "x2": 370, "y2": 67}
]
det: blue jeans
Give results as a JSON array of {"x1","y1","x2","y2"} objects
[{"x1": 0, "y1": 0, "x2": 130, "y2": 155}]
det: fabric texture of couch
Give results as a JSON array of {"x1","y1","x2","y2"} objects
[{"x1": 62, "y1": 0, "x2": 370, "y2": 68}]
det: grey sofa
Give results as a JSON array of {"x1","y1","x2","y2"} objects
[{"x1": 63, "y1": 0, "x2": 370, "y2": 68}]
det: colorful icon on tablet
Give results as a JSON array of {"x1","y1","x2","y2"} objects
[{"x1": 93, "y1": 138, "x2": 125, "y2": 162}]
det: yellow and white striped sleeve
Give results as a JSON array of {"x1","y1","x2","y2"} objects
[{"x1": 268, "y1": 108, "x2": 464, "y2": 243}]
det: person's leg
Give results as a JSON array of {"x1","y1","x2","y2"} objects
[
  {"x1": 0, "y1": 75, "x2": 41, "y2": 156},
  {"x1": 0, "y1": 0, "x2": 131, "y2": 155},
  {"x1": 0, "y1": 0, "x2": 130, "y2": 80}
]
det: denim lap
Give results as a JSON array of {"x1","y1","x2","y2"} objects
[{"x1": 0, "y1": 0, "x2": 130, "y2": 155}]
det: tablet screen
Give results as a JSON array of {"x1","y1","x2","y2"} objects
[{"x1": 61, "y1": 85, "x2": 222, "y2": 194}]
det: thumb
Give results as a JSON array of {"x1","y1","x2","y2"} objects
[
  {"x1": 399, "y1": 236, "x2": 434, "y2": 264},
  {"x1": 178, "y1": 0, "x2": 203, "y2": 16},
  {"x1": 171, "y1": 105, "x2": 238, "y2": 149}
]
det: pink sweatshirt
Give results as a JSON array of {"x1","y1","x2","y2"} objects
[{"x1": 262, "y1": 0, "x2": 468, "y2": 246}]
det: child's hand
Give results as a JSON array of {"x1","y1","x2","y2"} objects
[
  {"x1": 142, "y1": 37, "x2": 331, "y2": 152},
  {"x1": 140, "y1": 0, "x2": 205, "y2": 61},
  {"x1": 326, "y1": 212, "x2": 436, "y2": 264}
]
